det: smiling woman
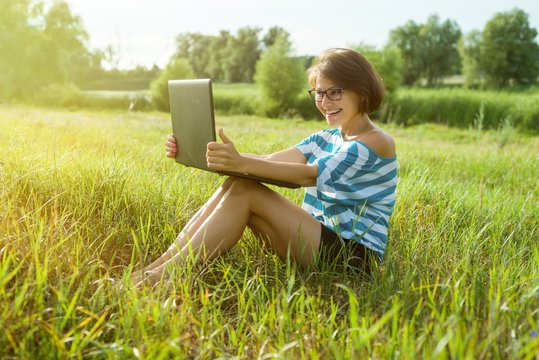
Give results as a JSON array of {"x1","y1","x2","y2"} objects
[{"x1": 131, "y1": 48, "x2": 398, "y2": 286}]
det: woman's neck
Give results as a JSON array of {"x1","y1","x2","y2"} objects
[{"x1": 340, "y1": 113, "x2": 374, "y2": 140}]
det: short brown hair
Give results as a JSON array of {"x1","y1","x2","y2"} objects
[{"x1": 307, "y1": 48, "x2": 384, "y2": 114}]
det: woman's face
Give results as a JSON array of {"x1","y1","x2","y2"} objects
[{"x1": 313, "y1": 76, "x2": 362, "y2": 128}]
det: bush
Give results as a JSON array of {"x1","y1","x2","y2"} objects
[
  {"x1": 254, "y1": 35, "x2": 305, "y2": 118},
  {"x1": 293, "y1": 92, "x2": 324, "y2": 120},
  {"x1": 150, "y1": 58, "x2": 195, "y2": 112},
  {"x1": 352, "y1": 44, "x2": 403, "y2": 92},
  {"x1": 211, "y1": 83, "x2": 322, "y2": 120},
  {"x1": 33, "y1": 83, "x2": 84, "y2": 108}
]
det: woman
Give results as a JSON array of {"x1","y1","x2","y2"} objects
[{"x1": 131, "y1": 48, "x2": 397, "y2": 285}]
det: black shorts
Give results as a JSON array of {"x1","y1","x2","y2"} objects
[{"x1": 319, "y1": 223, "x2": 379, "y2": 274}]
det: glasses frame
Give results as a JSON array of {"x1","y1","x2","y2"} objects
[{"x1": 308, "y1": 87, "x2": 345, "y2": 102}]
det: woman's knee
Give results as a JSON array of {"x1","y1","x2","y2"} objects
[
  {"x1": 220, "y1": 177, "x2": 236, "y2": 192},
  {"x1": 227, "y1": 178, "x2": 265, "y2": 196}
]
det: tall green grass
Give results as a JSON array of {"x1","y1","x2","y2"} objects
[
  {"x1": 382, "y1": 88, "x2": 539, "y2": 133},
  {"x1": 1, "y1": 105, "x2": 538, "y2": 358}
]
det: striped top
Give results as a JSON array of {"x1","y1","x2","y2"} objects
[{"x1": 295, "y1": 128, "x2": 398, "y2": 260}]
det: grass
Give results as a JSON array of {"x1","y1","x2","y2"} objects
[
  {"x1": 1, "y1": 104, "x2": 538, "y2": 358},
  {"x1": 382, "y1": 88, "x2": 539, "y2": 132}
]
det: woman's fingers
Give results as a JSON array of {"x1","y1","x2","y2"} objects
[
  {"x1": 218, "y1": 128, "x2": 232, "y2": 144},
  {"x1": 165, "y1": 135, "x2": 176, "y2": 146},
  {"x1": 165, "y1": 135, "x2": 177, "y2": 157},
  {"x1": 206, "y1": 131, "x2": 242, "y2": 171}
]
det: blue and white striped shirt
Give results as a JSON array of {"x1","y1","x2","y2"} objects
[{"x1": 295, "y1": 128, "x2": 398, "y2": 260}]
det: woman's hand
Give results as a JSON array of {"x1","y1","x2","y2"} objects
[
  {"x1": 165, "y1": 135, "x2": 177, "y2": 158},
  {"x1": 207, "y1": 129, "x2": 245, "y2": 173}
]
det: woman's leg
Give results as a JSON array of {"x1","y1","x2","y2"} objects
[
  {"x1": 130, "y1": 177, "x2": 235, "y2": 281},
  {"x1": 137, "y1": 179, "x2": 321, "y2": 284}
]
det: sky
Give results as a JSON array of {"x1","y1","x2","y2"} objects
[{"x1": 64, "y1": 0, "x2": 539, "y2": 70}]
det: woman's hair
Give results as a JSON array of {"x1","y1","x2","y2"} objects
[{"x1": 307, "y1": 48, "x2": 384, "y2": 114}]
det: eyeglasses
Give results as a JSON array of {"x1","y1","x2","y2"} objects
[{"x1": 308, "y1": 87, "x2": 345, "y2": 102}]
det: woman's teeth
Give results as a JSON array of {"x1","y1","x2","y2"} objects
[{"x1": 326, "y1": 109, "x2": 341, "y2": 116}]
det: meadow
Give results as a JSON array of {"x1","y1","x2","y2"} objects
[{"x1": 1, "y1": 104, "x2": 538, "y2": 358}]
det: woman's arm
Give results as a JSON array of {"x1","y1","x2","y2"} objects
[
  {"x1": 166, "y1": 134, "x2": 307, "y2": 164},
  {"x1": 207, "y1": 129, "x2": 317, "y2": 187},
  {"x1": 243, "y1": 147, "x2": 307, "y2": 164},
  {"x1": 241, "y1": 156, "x2": 317, "y2": 187}
]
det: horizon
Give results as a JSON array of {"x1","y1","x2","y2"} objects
[{"x1": 63, "y1": 0, "x2": 539, "y2": 70}]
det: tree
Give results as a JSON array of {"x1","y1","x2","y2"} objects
[
  {"x1": 101, "y1": 43, "x2": 122, "y2": 70},
  {"x1": 0, "y1": 0, "x2": 40, "y2": 97},
  {"x1": 205, "y1": 30, "x2": 233, "y2": 80},
  {"x1": 389, "y1": 20, "x2": 422, "y2": 85},
  {"x1": 262, "y1": 26, "x2": 290, "y2": 49},
  {"x1": 42, "y1": 0, "x2": 91, "y2": 82},
  {"x1": 0, "y1": 0, "x2": 92, "y2": 98},
  {"x1": 174, "y1": 32, "x2": 213, "y2": 78},
  {"x1": 221, "y1": 27, "x2": 261, "y2": 82},
  {"x1": 353, "y1": 43, "x2": 403, "y2": 92},
  {"x1": 255, "y1": 35, "x2": 304, "y2": 117},
  {"x1": 480, "y1": 8, "x2": 539, "y2": 87},
  {"x1": 174, "y1": 27, "x2": 262, "y2": 83},
  {"x1": 420, "y1": 15, "x2": 461, "y2": 86},
  {"x1": 458, "y1": 30, "x2": 483, "y2": 87},
  {"x1": 390, "y1": 15, "x2": 461, "y2": 86},
  {"x1": 150, "y1": 58, "x2": 194, "y2": 112}
]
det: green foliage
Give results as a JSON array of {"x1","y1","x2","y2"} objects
[
  {"x1": 421, "y1": 15, "x2": 462, "y2": 85},
  {"x1": 222, "y1": 27, "x2": 262, "y2": 82},
  {"x1": 175, "y1": 32, "x2": 214, "y2": 78},
  {"x1": 262, "y1": 26, "x2": 290, "y2": 48},
  {"x1": 389, "y1": 20, "x2": 422, "y2": 86},
  {"x1": 79, "y1": 65, "x2": 160, "y2": 91},
  {"x1": 293, "y1": 92, "x2": 324, "y2": 120},
  {"x1": 497, "y1": 115, "x2": 515, "y2": 148},
  {"x1": 480, "y1": 8, "x2": 539, "y2": 87},
  {"x1": 458, "y1": 30, "x2": 483, "y2": 88},
  {"x1": 33, "y1": 82, "x2": 83, "y2": 107},
  {"x1": 382, "y1": 88, "x2": 539, "y2": 132},
  {"x1": 150, "y1": 58, "x2": 194, "y2": 112},
  {"x1": 352, "y1": 43, "x2": 403, "y2": 92},
  {"x1": 213, "y1": 83, "x2": 321, "y2": 120},
  {"x1": 212, "y1": 83, "x2": 260, "y2": 115},
  {"x1": 390, "y1": 15, "x2": 461, "y2": 86},
  {"x1": 205, "y1": 30, "x2": 233, "y2": 80},
  {"x1": 174, "y1": 27, "x2": 274, "y2": 83},
  {"x1": 255, "y1": 35, "x2": 305, "y2": 117},
  {"x1": 1, "y1": 105, "x2": 538, "y2": 358},
  {"x1": 0, "y1": 0, "x2": 93, "y2": 99},
  {"x1": 173, "y1": 27, "x2": 294, "y2": 84},
  {"x1": 472, "y1": 102, "x2": 485, "y2": 142},
  {"x1": 30, "y1": 85, "x2": 151, "y2": 111}
]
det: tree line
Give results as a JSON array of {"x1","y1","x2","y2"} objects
[
  {"x1": 1, "y1": 1, "x2": 537, "y2": 104},
  {"x1": 166, "y1": 8, "x2": 538, "y2": 90},
  {"x1": 171, "y1": 26, "x2": 313, "y2": 84},
  {"x1": 0, "y1": 0, "x2": 157, "y2": 98}
]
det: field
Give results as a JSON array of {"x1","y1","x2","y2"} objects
[{"x1": 1, "y1": 104, "x2": 538, "y2": 358}]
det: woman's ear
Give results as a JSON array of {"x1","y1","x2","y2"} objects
[{"x1": 357, "y1": 95, "x2": 368, "y2": 115}]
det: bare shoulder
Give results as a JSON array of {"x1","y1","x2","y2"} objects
[{"x1": 358, "y1": 128, "x2": 396, "y2": 158}]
